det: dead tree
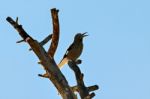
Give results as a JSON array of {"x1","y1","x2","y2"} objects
[{"x1": 6, "y1": 8, "x2": 99, "y2": 99}]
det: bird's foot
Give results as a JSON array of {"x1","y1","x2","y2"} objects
[{"x1": 76, "y1": 59, "x2": 82, "y2": 64}]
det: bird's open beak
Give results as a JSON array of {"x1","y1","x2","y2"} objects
[{"x1": 82, "y1": 32, "x2": 88, "y2": 37}]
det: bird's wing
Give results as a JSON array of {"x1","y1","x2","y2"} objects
[
  {"x1": 58, "y1": 43, "x2": 74, "y2": 68},
  {"x1": 63, "y1": 43, "x2": 74, "y2": 58}
]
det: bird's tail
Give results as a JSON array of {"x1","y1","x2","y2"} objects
[{"x1": 58, "y1": 58, "x2": 68, "y2": 69}]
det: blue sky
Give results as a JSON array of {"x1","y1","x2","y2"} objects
[{"x1": 1, "y1": 0, "x2": 150, "y2": 99}]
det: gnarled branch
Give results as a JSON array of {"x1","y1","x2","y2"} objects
[
  {"x1": 6, "y1": 8, "x2": 99, "y2": 99},
  {"x1": 48, "y1": 8, "x2": 60, "y2": 57},
  {"x1": 6, "y1": 8, "x2": 76, "y2": 99},
  {"x1": 68, "y1": 61, "x2": 99, "y2": 99}
]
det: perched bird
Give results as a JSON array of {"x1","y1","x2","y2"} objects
[{"x1": 58, "y1": 32, "x2": 88, "y2": 68}]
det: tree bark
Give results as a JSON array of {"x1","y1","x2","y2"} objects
[
  {"x1": 48, "y1": 9, "x2": 60, "y2": 57},
  {"x1": 6, "y1": 8, "x2": 99, "y2": 99},
  {"x1": 6, "y1": 8, "x2": 76, "y2": 99},
  {"x1": 68, "y1": 61, "x2": 99, "y2": 99}
]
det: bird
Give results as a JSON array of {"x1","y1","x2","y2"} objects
[{"x1": 58, "y1": 32, "x2": 88, "y2": 69}]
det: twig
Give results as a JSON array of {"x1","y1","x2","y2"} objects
[
  {"x1": 29, "y1": 34, "x2": 52, "y2": 51},
  {"x1": 16, "y1": 39, "x2": 24, "y2": 43},
  {"x1": 84, "y1": 93, "x2": 95, "y2": 99},
  {"x1": 87, "y1": 85, "x2": 99, "y2": 92},
  {"x1": 6, "y1": 17, "x2": 32, "y2": 41},
  {"x1": 40, "y1": 34, "x2": 52, "y2": 46}
]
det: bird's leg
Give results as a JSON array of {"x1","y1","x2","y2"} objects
[{"x1": 75, "y1": 59, "x2": 82, "y2": 64}]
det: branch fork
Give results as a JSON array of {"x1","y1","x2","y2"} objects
[{"x1": 6, "y1": 8, "x2": 99, "y2": 99}]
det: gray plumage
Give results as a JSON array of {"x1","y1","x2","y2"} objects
[{"x1": 58, "y1": 32, "x2": 88, "y2": 68}]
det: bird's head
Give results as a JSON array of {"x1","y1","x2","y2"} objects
[{"x1": 74, "y1": 32, "x2": 88, "y2": 42}]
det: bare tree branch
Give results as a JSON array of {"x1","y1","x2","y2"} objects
[
  {"x1": 16, "y1": 39, "x2": 24, "y2": 43},
  {"x1": 6, "y1": 17, "x2": 31, "y2": 40},
  {"x1": 84, "y1": 93, "x2": 95, "y2": 99},
  {"x1": 87, "y1": 85, "x2": 99, "y2": 92},
  {"x1": 40, "y1": 34, "x2": 52, "y2": 46},
  {"x1": 48, "y1": 8, "x2": 60, "y2": 57},
  {"x1": 29, "y1": 34, "x2": 52, "y2": 51},
  {"x1": 6, "y1": 8, "x2": 99, "y2": 99},
  {"x1": 6, "y1": 15, "x2": 76, "y2": 99},
  {"x1": 68, "y1": 61, "x2": 99, "y2": 99},
  {"x1": 37, "y1": 8, "x2": 60, "y2": 78}
]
